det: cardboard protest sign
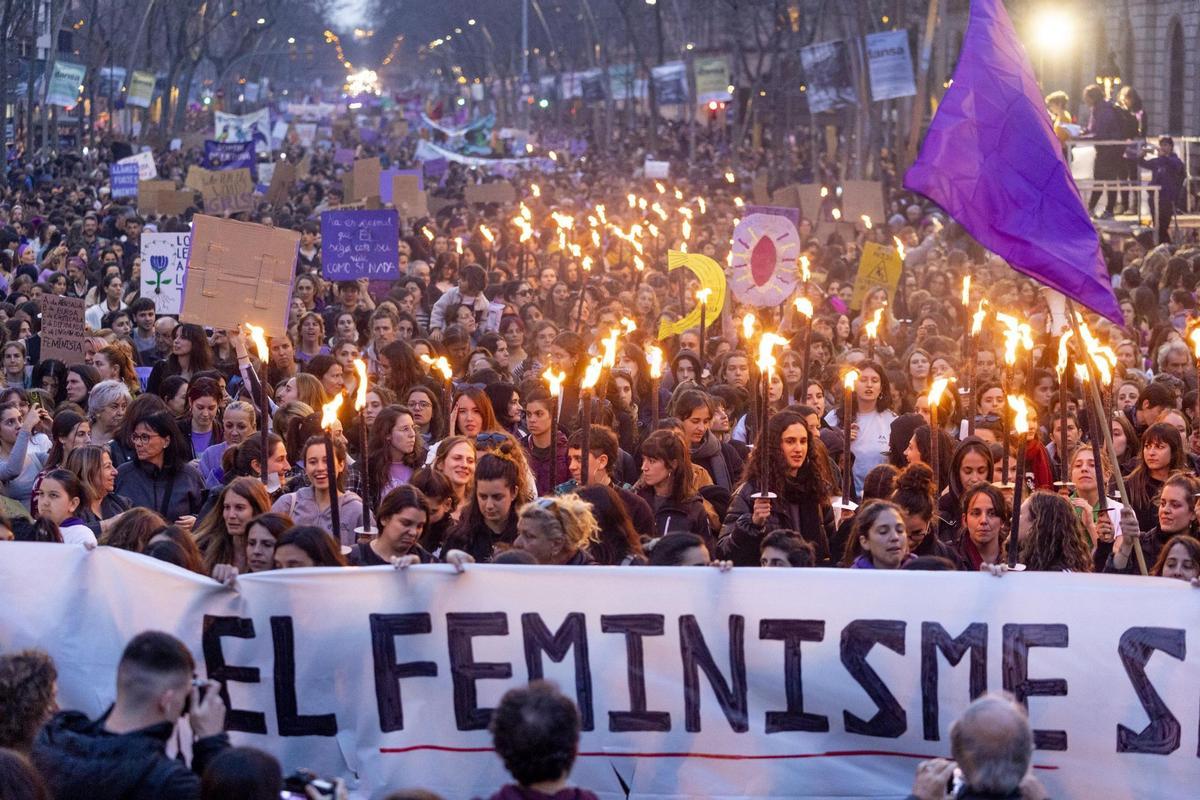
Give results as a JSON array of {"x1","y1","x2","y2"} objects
[
  {"x1": 851, "y1": 240, "x2": 903, "y2": 310},
  {"x1": 265, "y1": 161, "x2": 297, "y2": 207},
  {"x1": 840, "y1": 179, "x2": 885, "y2": 225},
  {"x1": 136, "y1": 180, "x2": 191, "y2": 216},
  {"x1": 390, "y1": 174, "x2": 428, "y2": 217},
  {"x1": 350, "y1": 157, "x2": 382, "y2": 202},
  {"x1": 181, "y1": 215, "x2": 298, "y2": 338},
  {"x1": 140, "y1": 232, "x2": 191, "y2": 315},
  {"x1": 752, "y1": 173, "x2": 771, "y2": 205},
  {"x1": 188, "y1": 167, "x2": 255, "y2": 215},
  {"x1": 729, "y1": 214, "x2": 801, "y2": 307},
  {"x1": 379, "y1": 168, "x2": 422, "y2": 205},
  {"x1": 39, "y1": 295, "x2": 86, "y2": 365},
  {"x1": 110, "y1": 163, "x2": 140, "y2": 199},
  {"x1": 321, "y1": 209, "x2": 400, "y2": 280},
  {"x1": 463, "y1": 181, "x2": 516, "y2": 206}
]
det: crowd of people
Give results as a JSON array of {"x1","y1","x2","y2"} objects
[{"x1": 0, "y1": 95, "x2": 1196, "y2": 798}]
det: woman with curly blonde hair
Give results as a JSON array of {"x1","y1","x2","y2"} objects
[
  {"x1": 513, "y1": 493, "x2": 600, "y2": 565},
  {"x1": 1018, "y1": 490, "x2": 1094, "y2": 572}
]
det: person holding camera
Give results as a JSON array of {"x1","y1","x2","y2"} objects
[
  {"x1": 32, "y1": 630, "x2": 229, "y2": 800},
  {"x1": 906, "y1": 694, "x2": 1048, "y2": 800}
]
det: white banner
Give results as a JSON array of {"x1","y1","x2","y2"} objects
[
  {"x1": 286, "y1": 102, "x2": 339, "y2": 121},
  {"x1": 413, "y1": 139, "x2": 554, "y2": 172},
  {"x1": 127, "y1": 70, "x2": 156, "y2": 109},
  {"x1": 45, "y1": 61, "x2": 86, "y2": 108},
  {"x1": 140, "y1": 232, "x2": 190, "y2": 314},
  {"x1": 3, "y1": 545, "x2": 1198, "y2": 800},
  {"x1": 117, "y1": 150, "x2": 157, "y2": 181},
  {"x1": 865, "y1": 30, "x2": 917, "y2": 101},
  {"x1": 214, "y1": 108, "x2": 272, "y2": 153}
]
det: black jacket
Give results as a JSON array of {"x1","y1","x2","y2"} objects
[
  {"x1": 32, "y1": 709, "x2": 229, "y2": 800},
  {"x1": 717, "y1": 479, "x2": 835, "y2": 566},
  {"x1": 690, "y1": 432, "x2": 745, "y2": 493},
  {"x1": 634, "y1": 486, "x2": 713, "y2": 548}
]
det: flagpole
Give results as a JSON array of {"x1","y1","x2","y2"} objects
[{"x1": 904, "y1": 0, "x2": 941, "y2": 168}]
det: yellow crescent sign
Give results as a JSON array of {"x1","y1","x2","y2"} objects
[{"x1": 657, "y1": 250, "x2": 727, "y2": 341}]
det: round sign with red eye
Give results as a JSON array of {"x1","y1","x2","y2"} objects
[{"x1": 729, "y1": 213, "x2": 800, "y2": 307}]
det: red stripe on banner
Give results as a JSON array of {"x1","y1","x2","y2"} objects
[{"x1": 378, "y1": 745, "x2": 1058, "y2": 770}]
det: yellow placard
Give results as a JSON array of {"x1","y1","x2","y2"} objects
[
  {"x1": 850, "y1": 241, "x2": 903, "y2": 311},
  {"x1": 657, "y1": 251, "x2": 726, "y2": 340}
]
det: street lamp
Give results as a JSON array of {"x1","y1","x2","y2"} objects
[
  {"x1": 1031, "y1": 8, "x2": 1073, "y2": 85},
  {"x1": 256, "y1": 17, "x2": 266, "y2": 25},
  {"x1": 1096, "y1": 52, "x2": 1122, "y2": 100}
]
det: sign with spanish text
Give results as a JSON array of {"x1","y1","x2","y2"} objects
[
  {"x1": 46, "y1": 61, "x2": 86, "y2": 108},
  {"x1": 110, "y1": 163, "x2": 140, "y2": 199},
  {"x1": 39, "y1": 295, "x2": 86, "y2": 364},
  {"x1": 865, "y1": 30, "x2": 917, "y2": 101},
  {"x1": 321, "y1": 209, "x2": 400, "y2": 280}
]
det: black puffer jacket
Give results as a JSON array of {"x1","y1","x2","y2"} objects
[
  {"x1": 634, "y1": 486, "x2": 713, "y2": 548},
  {"x1": 32, "y1": 709, "x2": 229, "y2": 800},
  {"x1": 717, "y1": 479, "x2": 835, "y2": 566}
]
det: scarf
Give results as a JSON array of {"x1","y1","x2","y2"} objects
[{"x1": 691, "y1": 431, "x2": 731, "y2": 490}]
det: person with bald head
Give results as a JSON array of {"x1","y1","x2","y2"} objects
[{"x1": 907, "y1": 693, "x2": 1048, "y2": 799}]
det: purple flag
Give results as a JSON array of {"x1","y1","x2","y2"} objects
[{"x1": 904, "y1": 0, "x2": 1121, "y2": 323}]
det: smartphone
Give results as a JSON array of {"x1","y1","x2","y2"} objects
[{"x1": 28, "y1": 391, "x2": 43, "y2": 410}]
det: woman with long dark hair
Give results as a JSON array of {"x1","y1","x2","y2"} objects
[
  {"x1": 633, "y1": 429, "x2": 713, "y2": 543},
  {"x1": 938, "y1": 437, "x2": 994, "y2": 545},
  {"x1": 113, "y1": 409, "x2": 206, "y2": 529},
  {"x1": 406, "y1": 384, "x2": 444, "y2": 445},
  {"x1": 953, "y1": 483, "x2": 1010, "y2": 571},
  {"x1": 1125, "y1": 422, "x2": 1187, "y2": 533},
  {"x1": 28, "y1": 410, "x2": 89, "y2": 516},
  {"x1": 346, "y1": 405, "x2": 427, "y2": 514},
  {"x1": 146, "y1": 323, "x2": 214, "y2": 395},
  {"x1": 349, "y1": 485, "x2": 436, "y2": 566},
  {"x1": 718, "y1": 410, "x2": 835, "y2": 565},
  {"x1": 842, "y1": 499, "x2": 915, "y2": 569},
  {"x1": 577, "y1": 483, "x2": 647, "y2": 566},
  {"x1": 443, "y1": 444, "x2": 533, "y2": 563}
]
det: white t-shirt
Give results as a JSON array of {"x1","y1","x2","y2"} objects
[
  {"x1": 60, "y1": 522, "x2": 97, "y2": 548},
  {"x1": 850, "y1": 409, "x2": 897, "y2": 494}
]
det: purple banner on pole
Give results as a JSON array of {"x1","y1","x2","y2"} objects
[
  {"x1": 203, "y1": 140, "x2": 257, "y2": 181},
  {"x1": 320, "y1": 209, "x2": 400, "y2": 280},
  {"x1": 903, "y1": 0, "x2": 1120, "y2": 323}
]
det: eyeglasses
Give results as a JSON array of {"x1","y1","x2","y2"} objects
[
  {"x1": 131, "y1": 432, "x2": 161, "y2": 444},
  {"x1": 516, "y1": 288, "x2": 532, "y2": 296},
  {"x1": 409, "y1": 400, "x2": 432, "y2": 410}
]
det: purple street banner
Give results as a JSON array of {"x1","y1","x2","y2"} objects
[
  {"x1": 110, "y1": 163, "x2": 141, "y2": 199},
  {"x1": 203, "y1": 140, "x2": 257, "y2": 181},
  {"x1": 321, "y1": 209, "x2": 400, "y2": 280}
]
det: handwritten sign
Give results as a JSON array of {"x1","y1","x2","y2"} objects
[
  {"x1": 110, "y1": 163, "x2": 140, "y2": 199},
  {"x1": 187, "y1": 166, "x2": 255, "y2": 215},
  {"x1": 40, "y1": 295, "x2": 86, "y2": 365},
  {"x1": 140, "y1": 232, "x2": 191, "y2": 315},
  {"x1": 321, "y1": 209, "x2": 400, "y2": 280},
  {"x1": 117, "y1": 150, "x2": 157, "y2": 181}
]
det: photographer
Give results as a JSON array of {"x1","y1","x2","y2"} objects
[
  {"x1": 32, "y1": 631, "x2": 228, "y2": 800},
  {"x1": 907, "y1": 694, "x2": 1048, "y2": 800}
]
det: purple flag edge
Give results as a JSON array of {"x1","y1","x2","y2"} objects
[{"x1": 902, "y1": 0, "x2": 1122, "y2": 325}]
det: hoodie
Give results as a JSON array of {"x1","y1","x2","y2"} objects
[{"x1": 32, "y1": 709, "x2": 229, "y2": 800}]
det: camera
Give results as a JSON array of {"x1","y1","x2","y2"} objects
[
  {"x1": 181, "y1": 678, "x2": 207, "y2": 715},
  {"x1": 283, "y1": 770, "x2": 335, "y2": 800}
]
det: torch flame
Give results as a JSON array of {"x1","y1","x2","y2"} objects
[
  {"x1": 543, "y1": 367, "x2": 566, "y2": 398},
  {"x1": 620, "y1": 317, "x2": 637, "y2": 335},
  {"x1": 581, "y1": 356, "x2": 603, "y2": 391},
  {"x1": 682, "y1": 219, "x2": 691, "y2": 241},
  {"x1": 519, "y1": 202, "x2": 532, "y2": 221},
  {"x1": 820, "y1": 186, "x2": 829, "y2": 198},
  {"x1": 530, "y1": 183, "x2": 541, "y2": 198},
  {"x1": 733, "y1": 196, "x2": 744, "y2": 208},
  {"x1": 595, "y1": 204, "x2": 606, "y2": 224},
  {"x1": 970, "y1": 300, "x2": 988, "y2": 336},
  {"x1": 601, "y1": 328, "x2": 620, "y2": 369},
  {"x1": 794, "y1": 297, "x2": 814, "y2": 317},
  {"x1": 893, "y1": 237, "x2": 906, "y2": 261},
  {"x1": 695, "y1": 287, "x2": 712, "y2": 306},
  {"x1": 831, "y1": 208, "x2": 842, "y2": 221},
  {"x1": 627, "y1": 193, "x2": 636, "y2": 208},
  {"x1": 245, "y1": 324, "x2": 269, "y2": 362},
  {"x1": 646, "y1": 345, "x2": 664, "y2": 379},
  {"x1": 697, "y1": 198, "x2": 706, "y2": 214},
  {"x1": 421, "y1": 227, "x2": 434, "y2": 242},
  {"x1": 799, "y1": 255, "x2": 811, "y2": 282},
  {"x1": 478, "y1": 224, "x2": 494, "y2": 243},
  {"x1": 864, "y1": 307, "x2": 884, "y2": 341},
  {"x1": 1189, "y1": 326, "x2": 1200, "y2": 360},
  {"x1": 454, "y1": 237, "x2": 463, "y2": 255},
  {"x1": 757, "y1": 332, "x2": 788, "y2": 375},
  {"x1": 861, "y1": 215, "x2": 873, "y2": 229},
  {"x1": 724, "y1": 171, "x2": 735, "y2": 183},
  {"x1": 633, "y1": 255, "x2": 645, "y2": 272},
  {"x1": 996, "y1": 312, "x2": 1024, "y2": 366},
  {"x1": 1056, "y1": 330, "x2": 1074, "y2": 376},
  {"x1": 742, "y1": 312, "x2": 757, "y2": 341},
  {"x1": 843, "y1": 369, "x2": 860, "y2": 391},
  {"x1": 352, "y1": 358, "x2": 368, "y2": 411},
  {"x1": 961, "y1": 276, "x2": 971, "y2": 307},
  {"x1": 1008, "y1": 395, "x2": 1030, "y2": 435},
  {"x1": 1076, "y1": 318, "x2": 1117, "y2": 385},
  {"x1": 928, "y1": 376, "x2": 951, "y2": 406},
  {"x1": 320, "y1": 394, "x2": 344, "y2": 430},
  {"x1": 419, "y1": 354, "x2": 452, "y2": 382},
  {"x1": 654, "y1": 181, "x2": 666, "y2": 195}
]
